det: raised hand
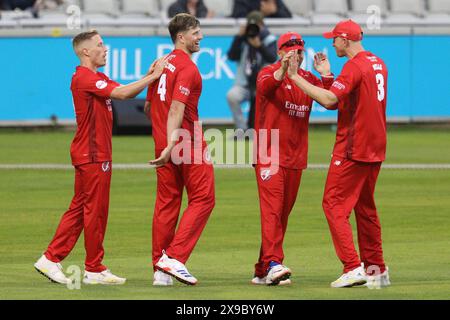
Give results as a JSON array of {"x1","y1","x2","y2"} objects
[
  {"x1": 280, "y1": 50, "x2": 295, "y2": 73},
  {"x1": 314, "y1": 52, "x2": 331, "y2": 76},
  {"x1": 287, "y1": 51, "x2": 300, "y2": 78},
  {"x1": 150, "y1": 56, "x2": 168, "y2": 78}
]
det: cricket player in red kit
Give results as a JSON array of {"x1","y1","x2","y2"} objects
[
  {"x1": 34, "y1": 30, "x2": 167, "y2": 285},
  {"x1": 144, "y1": 13, "x2": 215, "y2": 286},
  {"x1": 286, "y1": 20, "x2": 390, "y2": 288},
  {"x1": 252, "y1": 32, "x2": 334, "y2": 286}
]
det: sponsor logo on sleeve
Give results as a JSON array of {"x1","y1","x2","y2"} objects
[
  {"x1": 179, "y1": 86, "x2": 191, "y2": 96},
  {"x1": 106, "y1": 99, "x2": 112, "y2": 112},
  {"x1": 331, "y1": 81, "x2": 345, "y2": 91},
  {"x1": 96, "y1": 80, "x2": 108, "y2": 89}
]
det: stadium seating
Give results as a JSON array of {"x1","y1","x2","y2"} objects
[
  {"x1": 385, "y1": 0, "x2": 426, "y2": 25},
  {"x1": 348, "y1": 0, "x2": 388, "y2": 25},
  {"x1": 423, "y1": 0, "x2": 450, "y2": 24},
  {"x1": 203, "y1": 0, "x2": 233, "y2": 18},
  {"x1": 117, "y1": 0, "x2": 161, "y2": 27},
  {"x1": 311, "y1": 0, "x2": 348, "y2": 25},
  {"x1": 277, "y1": 0, "x2": 311, "y2": 25},
  {"x1": 0, "y1": 0, "x2": 449, "y2": 29}
]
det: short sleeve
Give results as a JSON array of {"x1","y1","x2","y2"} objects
[
  {"x1": 329, "y1": 61, "x2": 361, "y2": 101},
  {"x1": 78, "y1": 72, "x2": 119, "y2": 98},
  {"x1": 172, "y1": 65, "x2": 198, "y2": 104}
]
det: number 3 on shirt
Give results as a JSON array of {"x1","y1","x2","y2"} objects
[
  {"x1": 375, "y1": 73, "x2": 385, "y2": 102},
  {"x1": 157, "y1": 74, "x2": 167, "y2": 101}
]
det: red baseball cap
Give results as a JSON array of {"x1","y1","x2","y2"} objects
[
  {"x1": 323, "y1": 20, "x2": 363, "y2": 41},
  {"x1": 277, "y1": 32, "x2": 305, "y2": 52}
]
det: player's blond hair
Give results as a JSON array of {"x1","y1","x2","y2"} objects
[
  {"x1": 168, "y1": 13, "x2": 200, "y2": 43},
  {"x1": 72, "y1": 30, "x2": 99, "y2": 54}
]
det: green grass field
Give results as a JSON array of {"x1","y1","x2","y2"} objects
[{"x1": 0, "y1": 126, "x2": 449, "y2": 299}]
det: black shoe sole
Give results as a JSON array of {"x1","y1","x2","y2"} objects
[
  {"x1": 267, "y1": 271, "x2": 291, "y2": 286},
  {"x1": 34, "y1": 266, "x2": 65, "y2": 285},
  {"x1": 155, "y1": 266, "x2": 197, "y2": 286},
  {"x1": 344, "y1": 280, "x2": 367, "y2": 288}
]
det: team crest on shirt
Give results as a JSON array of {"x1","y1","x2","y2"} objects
[
  {"x1": 102, "y1": 161, "x2": 110, "y2": 172},
  {"x1": 260, "y1": 168, "x2": 272, "y2": 181},
  {"x1": 96, "y1": 80, "x2": 107, "y2": 89}
]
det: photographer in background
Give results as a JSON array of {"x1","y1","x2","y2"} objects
[{"x1": 227, "y1": 10, "x2": 277, "y2": 132}]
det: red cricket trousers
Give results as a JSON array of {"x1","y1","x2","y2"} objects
[
  {"x1": 45, "y1": 161, "x2": 112, "y2": 272},
  {"x1": 152, "y1": 160, "x2": 215, "y2": 267},
  {"x1": 254, "y1": 165, "x2": 302, "y2": 278},
  {"x1": 322, "y1": 156, "x2": 386, "y2": 274}
]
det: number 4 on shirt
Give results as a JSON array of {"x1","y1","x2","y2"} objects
[{"x1": 157, "y1": 74, "x2": 167, "y2": 101}]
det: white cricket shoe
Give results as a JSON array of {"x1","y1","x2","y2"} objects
[
  {"x1": 331, "y1": 265, "x2": 367, "y2": 288},
  {"x1": 153, "y1": 270, "x2": 173, "y2": 286},
  {"x1": 83, "y1": 269, "x2": 126, "y2": 285},
  {"x1": 366, "y1": 266, "x2": 391, "y2": 289},
  {"x1": 155, "y1": 253, "x2": 197, "y2": 285},
  {"x1": 251, "y1": 276, "x2": 291, "y2": 286},
  {"x1": 265, "y1": 264, "x2": 291, "y2": 286},
  {"x1": 34, "y1": 254, "x2": 71, "y2": 285}
]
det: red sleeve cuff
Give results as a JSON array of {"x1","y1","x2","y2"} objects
[
  {"x1": 329, "y1": 85, "x2": 343, "y2": 102},
  {"x1": 321, "y1": 74, "x2": 334, "y2": 89},
  {"x1": 105, "y1": 82, "x2": 119, "y2": 98}
]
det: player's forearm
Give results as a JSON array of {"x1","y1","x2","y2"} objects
[
  {"x1": 166, "y1": 101, "x2": 186, "y2": 150},
  {"x1": 258, "y1": 68, "x2": 284, "y2": 96},
  {"x1": 111, "y1": 74, "x2": 159, "y2": 100},
  {"x1": 290, "y1": 74, "x2": 338, "y2": 109},
  {"x1": 273, "y1": 67, "x2": 286, "y2": 82}
]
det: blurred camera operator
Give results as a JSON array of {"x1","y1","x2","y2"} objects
[{"x1": 227, "y1": 10, "x2": 277, "y2": 132}]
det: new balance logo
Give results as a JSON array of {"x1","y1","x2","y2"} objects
[
  {"x1": 260, "y1": 169, "x2": 271, "y2": 181},
  {"x1": 102, "y1": 161, "x2": 110, "y2": 172}
]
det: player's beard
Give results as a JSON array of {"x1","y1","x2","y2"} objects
[
  {"x1": 334, "y1": 46, "x2": 346, "y2": 57},
  {"x1": 187, "y1": 41, "x2": 201, "y2": 54},
  {"x1": 98, "y1": 55, "x2": 107, "y2": 67}
]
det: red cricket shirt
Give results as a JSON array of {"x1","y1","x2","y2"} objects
[
  {"x1": 255, "y1": 61, "x2": 334, "y2": 169},
  {"x1": 329, "y1": 51, "x2": 388, "y2": 162},
  {"x1": 70, "y1": 66, "x2": 120, "y2": 166},
  {"x1": 146, "y1": 49, "x2": 205, "y2": 154}
]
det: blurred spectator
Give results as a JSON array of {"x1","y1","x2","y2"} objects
[
  {"x1": 231, "y1": 0, "x2": 292, "y2": 18},
  {"x1": 227, "y1": 10, "x2": 277, "y2": 131},
  {"x1": 168, "y1": 0, "x2": 215, "y2": 18},
  {"x1": 35, "y1": 0, "x2": 65, "y2": 11},
  {"x1": 1, "y1": 0, "x2": 39, "y2": 17}
]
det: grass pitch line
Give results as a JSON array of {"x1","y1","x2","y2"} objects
[{"x1": 1, "y1": 164, "x2": 450, "y2": 170}]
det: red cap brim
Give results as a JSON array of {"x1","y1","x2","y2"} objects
[{"x1": 323, "y1": 31, "x2": 335, "y2": 39}]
